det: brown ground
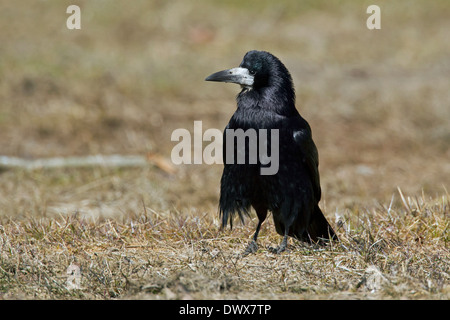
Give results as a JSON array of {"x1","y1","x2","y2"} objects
[{"x1": 0, "y1": 0, "x2": 448, "y2": 299}]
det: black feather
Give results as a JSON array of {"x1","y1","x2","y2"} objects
[{"x1": 208, "y1": 50, "x2": 337, "y2": 253}]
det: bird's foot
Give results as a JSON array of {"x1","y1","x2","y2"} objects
[
  {"x1": 269, "y1": 235, "x2": 289, "y2": 254},
  {"x1": 268, "y1": 246, "x2": 286, "y2": 254},
  {"x1": 268, "y1": 242, "x2": 288, "y2": 254},
  {"x1": 242, "y1": 240, "x2": 258, "y2": 256}
]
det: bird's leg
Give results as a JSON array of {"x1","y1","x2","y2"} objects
[
  {"x1": 277, "y1": 234, "x2": 289, "y2": 253},
  {"x1": 242, "y1": 220, "x2": 263, "y2": 255},
  {"x1": 242, "y1": 206, "x2": 267, "y2": 256},
  {"x1": 269, "y1": 230, "x2": 289, "y2": 254}
]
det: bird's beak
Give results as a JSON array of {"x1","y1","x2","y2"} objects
[{"x1": 205, "y1": 67, "x2": 254, "y2": 87}]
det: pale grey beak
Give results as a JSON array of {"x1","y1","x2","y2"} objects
[{"x1": 205, "y1": 67, "x2": 254, "y2": 87}]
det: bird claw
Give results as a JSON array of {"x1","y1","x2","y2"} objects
[
  {"x1": 268, "y1": 245, "x2": 287, "y2": 254},
  {"x1": 242, "y1": 240, "x2": 258, "y2": 256}
]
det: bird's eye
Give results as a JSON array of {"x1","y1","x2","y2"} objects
[{"x1": 249, "y1": 70, "x2": 256, "y2": 75}]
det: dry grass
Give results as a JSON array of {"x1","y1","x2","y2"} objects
[
  {"x1": 0, "y1": 0, "x2": 449, "y2": 299},
  {"x1": 0, "y1": 186, "x2": 448, "y2": 299}
]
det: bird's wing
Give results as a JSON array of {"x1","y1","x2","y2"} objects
[{"x1": 293, "y1": 127, "x2": 322, "y2": 201}]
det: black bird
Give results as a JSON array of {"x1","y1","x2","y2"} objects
[{"x1": 205, "y1": 50, "x2": 337, "y2": 254}]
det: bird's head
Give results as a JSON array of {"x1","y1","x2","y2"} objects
[{"x1": 205, "y1": 50, "x2": 293, "y2": 92}]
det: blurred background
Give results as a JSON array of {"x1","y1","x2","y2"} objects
[{"x1": 0, "y1": 0, "x2": 449, "y2": 219}]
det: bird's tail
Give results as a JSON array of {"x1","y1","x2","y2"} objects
[{"x1": 302, "y1": 206, "x2": 338, "y2": 244}]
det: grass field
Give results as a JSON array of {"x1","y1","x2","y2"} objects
[{"x1": 0, "y1": 1, "x2": 449, "y2": 299}]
